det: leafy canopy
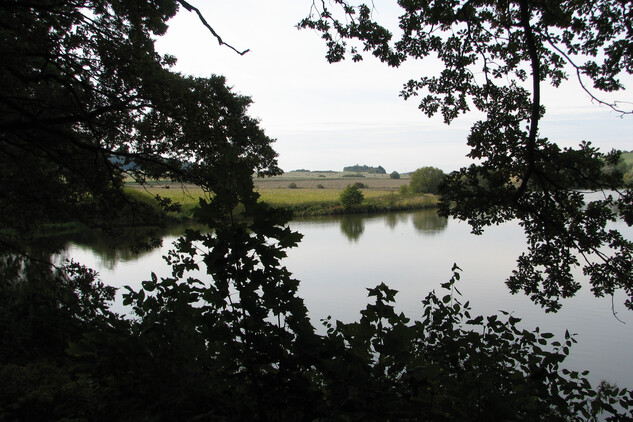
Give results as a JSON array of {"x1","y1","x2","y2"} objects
[
  {"x1": 0, "y1": 0, "x2": 280, "y2": 249},
  {"x1": 300, "y1": 0, "x2": 633, "y2": 311}
]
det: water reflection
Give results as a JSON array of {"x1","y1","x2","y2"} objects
[
  {"x1": 45, "y1": 211, "x2": 448, "y2": 255},
  {"x1": 412, "y1": 209, "x2": 448, "y2": 234},
  {"x1": 339, "y1": 215, "x2": 365, "y2": 242},
  {"x1": 384, "y1": 212, "x2": 409, "y2": 229},
  {"x1": 338, "y1": 209, "x2": 447, "y2": 241},
  {"x1": 53, "y1": 223, "x2": 207, "y2": 269}
]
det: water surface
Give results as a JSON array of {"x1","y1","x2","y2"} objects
[{"x1": 62, "y1": 209, "x2": 633, "y2": 390}]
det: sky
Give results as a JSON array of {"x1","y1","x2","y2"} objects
[{"x1": 154, "y1": 0, "x2": 632, "y2": 174}]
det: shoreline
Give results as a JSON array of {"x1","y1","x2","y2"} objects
[{"x1": 29, "y1": 192, "x2": 439, "y2": 238}]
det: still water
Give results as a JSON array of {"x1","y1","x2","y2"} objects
[{"x1": 62, "y1": 209, "x2": 633, "y2": 390}]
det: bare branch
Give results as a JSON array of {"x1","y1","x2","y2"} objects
[
  {"x1": 541, "y1": 32, "x2": 633, "y2": 116},
  {"x1": 176, "y1": 0, "x2": 250, "y2": 56}
]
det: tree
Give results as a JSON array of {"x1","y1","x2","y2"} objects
[
  {"x1": 343, "y1": 164, "x2": 386, "y2": 173},
  {"x1": 625, "y1": 169, "x2": 633, "y2": 188},
  {"x1": 0, "y1": 0, "x2": 280, "y2": 251},
  {"x1": 2, "y1": 2, "x2": 633, "y2": 420},
  {"x1": 389, "y1": 170, "x2": 400, "y2": 179},
  {"x1": 409, "y1": 166, "x2": 445, "y2": 194},
  {"x1": 299, "y1": 0, "x2": 633, "y2": 312},
  {"x1": 0, "y1": 1, "x2": 308, "y2": 419},
  {"x1": 340, "y1": 184, "x2": 364, "y2": 208}
]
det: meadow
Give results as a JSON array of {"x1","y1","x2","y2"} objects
[
  {"x1": 253, "y1": 170, "x2": 410, "y2": 190},
  {"x1": 124, "y1": 171, "x2": 437, "y2": 218}
]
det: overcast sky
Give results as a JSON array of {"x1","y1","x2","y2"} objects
[{"x1": 155, "y1": 1, "x2": 632, "y2": 173}]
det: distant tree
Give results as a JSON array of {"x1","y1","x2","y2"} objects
[
  {"x1": 288, "y1": 182, "x2": 298, "y2": 189},
  {"x1": 409, "y1": 167, "x2": 445, "y2": 194},
  {"x1": 624, "y1": 169, "x2": 633, "y2": 188},
  {"x1": 390, "y1": 171, "x2": 400, "y2": 179},
  {"x1": 343, "y1": 164, "x2": 386, "y2": 174},
  {"x1": 340, "y1": 185, "x2": 364, "y2": 208},
  {"x1": 353, "y1": 182, "x2": 367, "y2": 189}
]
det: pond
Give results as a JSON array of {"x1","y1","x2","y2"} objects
[{"x1": 60, "y1": 209, "x2": 633, "y2": 391}]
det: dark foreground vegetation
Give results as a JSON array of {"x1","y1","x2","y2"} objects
[{"x1": 2, "y1": 1, "x2": 633, "y2": 421}]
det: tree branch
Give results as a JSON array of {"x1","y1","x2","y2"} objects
[
  {"x1": 541, "y1": 33, "x2": 633, "y2": 116},
  {"x1": 176, "y1": 0, "x2": 250, "y2": 56}
]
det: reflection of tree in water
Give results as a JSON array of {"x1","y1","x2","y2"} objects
[
  {"x1": 412, "y1": 209, "x2": 448, "y2": 234},
  {"x1": 46, "y1": 224, "x2": 208, "y2": 270},
  {"x1": 340, "y1": 215, "x2": 365, "y2": 242},
  {"x1": 384, "y1": 213, "x2": 410, "y2": 230}
]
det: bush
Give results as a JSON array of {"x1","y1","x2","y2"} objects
[
  {"x1": 624, "y1": 169, "x2": 633, "y2": 187},
  {"x1": 288, "y1": 182, "x2": 298, "y2": 189},
  {"x1": 398, "y1": 185, "x2": 409, "y2": 195},
  {"x1": 353, "y1": 182, "x2": 366, "y2": 189},
  {"x1": 390, "y1": 171, "x2": 400, "y2": 179},
  {"x1": 317, "y1": 184, "x2": 324, "y2": 189},
  {"x1": 339, "y1": 185, "x2": 364, "y2": 208}
]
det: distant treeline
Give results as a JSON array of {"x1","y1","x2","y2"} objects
[
  {"x1": 290, "y1": 169, "x2": 336, "y2": 173},
  {"x1": 343, "y1": 164, "x2": 386, "y2": 174}
]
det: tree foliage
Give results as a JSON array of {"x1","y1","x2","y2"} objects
[
  {"x1": 3, "y1": 256, "x2": 632, "y2": 420},
  {"x1": 340, "y1": 184, "x2": 365, "y2": 208},
  {"x1": 0, "y1": 0, "x2": 280, "y2": 250},
  {"x1": 2, "y1": 1, "x2": 633, "y2": 420},
  {"x1": 344, "y1": 164, "x2": 386, "y2": 173},
  {"x1": 299, "y1": 0, "x2": 633, "y2": 312},
  {"x1": 409, "y1": 166, "x2": 445, "y2": 194},
  {"x1": 625, "y1": 169, "x2": 633, "y2": 188}
]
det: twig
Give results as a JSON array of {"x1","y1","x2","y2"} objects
[
  {"x1": 177, "y1": 0, "x2": 250, "y2": 55},
  {"x1": 542, "y1": 32, "x2": 633, "y2": 116}
]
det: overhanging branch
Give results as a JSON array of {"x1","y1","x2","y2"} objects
[{"x1": 177, "y1": 0, "x2": 250, "y2": 56}]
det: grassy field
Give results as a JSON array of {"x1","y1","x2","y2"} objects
[
  {"x1": 124, "y1": 171, "x2": 436, "y2": 218},
  {"x1": 258, "y1": 188, "x2": 390, "y2": 206},
  {"x1": 253, "y1": 171, "x2": 410, "y2": 190}
]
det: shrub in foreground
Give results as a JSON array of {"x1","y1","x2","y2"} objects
[{"x1": 3, "y1": 259, "x2": 631, "y2": 421}]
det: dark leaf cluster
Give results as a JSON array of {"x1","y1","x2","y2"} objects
[
  {"x1": 3, "y1": 258, "x2": 632, "y2": 420},
  {"x1": 0, "y1": 0, "x2": 280, "y2": 247}
]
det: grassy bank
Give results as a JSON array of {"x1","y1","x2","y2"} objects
[
  {"x1": 125, "y1": 184, "x2": 438, "y2": 219},
  {"x1": 259, "y1": 188, "x2": 438, "y2": 216},
  {"x1": 122, "y1": 171, "x2": 438, "y2": 219}
]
